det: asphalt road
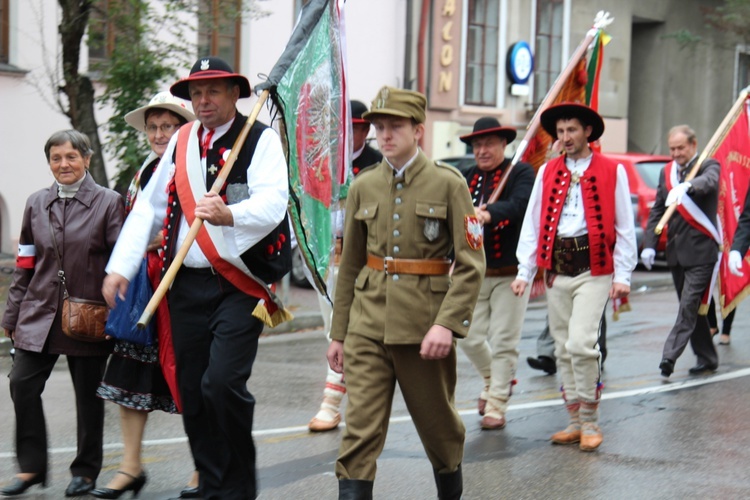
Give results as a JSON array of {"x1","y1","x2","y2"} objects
[{"x1": 2, "y1": 269, "x2": 750, "y2": 499}]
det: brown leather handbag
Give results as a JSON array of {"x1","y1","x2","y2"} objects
[{"x1": 49, "y1": 213, "x2": 108, "y2": 342}]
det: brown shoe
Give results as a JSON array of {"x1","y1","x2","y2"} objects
[
  {"x1": 308, "y1": 412, "x2": 341, "y2": 432},
  {"x1": 579, "y1": 422, "x2": 603, "y2": 451},
  {"x1": 480, "y1": 414, "x2": 506, "y2": 430},
  {"x1": 551, "y1": 425, "x2": 581, "y2": 444}
]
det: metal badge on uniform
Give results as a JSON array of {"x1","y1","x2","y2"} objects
[
  {"x1": 424, "y1": 219, "x2": 440, "y2": 241},
  {"x1": 226, "y1": 183, "x2": 250, "y2": 205},
  {"x1": 465, "y1": 215, "x2": 483, "y2": 250}
]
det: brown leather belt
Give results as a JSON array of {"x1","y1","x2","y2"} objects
[
  {"x1": 366, "y1": 254, "x2": 451, "y2": 275},
  {"x1": 485, "y1": 266, "x2": 517, "y2": 277},
  {"x1": 552, "y1": 234, "x2": 591, "y2": 277}
]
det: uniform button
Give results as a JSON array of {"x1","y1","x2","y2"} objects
[
  {"x1": 395, "y1": 198, "x2": 402, "y2": 204},
  {"x1": 396, "y1": 183, "x2": 403, "y2": 190},
  {"x1": 429, "y1": 207, "x2": 435, "y2": 214},
  {"x1": 393, "y1": 214, "x2": 400, "y2": 221},
  {"x1": 393, "y1": 229, "x2": 400, "y2": 237},
  {"x1": 463, "y1": 320, "x2": 470, "y2": 327},
  {"x1": 393, "y1": 246, "x2": 400, "y2": 253},
  {"x1": 169, "y1": 213, "x2": 174, "y2": 218},
  {"x1": 364, "y1": 209, "x2": 369, "y2": 215},
  {"x1": 392, "y1": 274, "x2": 399, "y2": 281}
]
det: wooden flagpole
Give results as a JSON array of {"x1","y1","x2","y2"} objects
[
  {"x1": 654, "y1": 88, "x2": 749, "y2": 235},
  {"x1": 486, "y1": 11, "x2": 613, "y2": 205},
  {"x1": 137, "y1": 89, "x2": 270, "y2": 328}
]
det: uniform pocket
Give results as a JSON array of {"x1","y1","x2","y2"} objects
[
  {"x1": 354, "y1": 201, "x2": 379, "y2": 243},
  {"x1": 415, "y1": 200, "x2": 448, "y2": 242}
]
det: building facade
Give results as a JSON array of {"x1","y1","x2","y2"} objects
[{"x1": 0, "y1": 0, "x2": 745, "y2": 253}]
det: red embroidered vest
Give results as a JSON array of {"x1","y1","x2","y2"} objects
[{"x1": 536, "y1": 152, "x2": 618, "y2": 276}]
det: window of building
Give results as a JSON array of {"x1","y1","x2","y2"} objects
[
  {"x1": 534, "y1": 0, "x2": 564, "y2": 104},
  {"x1": 88, "y1": 0, "x2": 139, "y2": 67},
  {"x1": 0, "y1": 0, "x2": 8, "y2": 64},
  {"x1": 198, "y1": 0, "x2": 242, "y2": 69},
  {"x1": 464, "y1": 0, "x2": 499, "y2": 106}
]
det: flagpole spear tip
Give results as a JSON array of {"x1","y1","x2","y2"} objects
[{"x1": 592, "y1": 11, "x2": 614, "y2": 30}]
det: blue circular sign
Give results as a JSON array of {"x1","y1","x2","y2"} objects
[{"x1": 506, "y1": 41, "x2": 534, "y2": 84}]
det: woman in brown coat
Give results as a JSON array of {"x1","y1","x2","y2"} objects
[{"x1": 0, "y1": 130, "x2": 124, "y2": 497}]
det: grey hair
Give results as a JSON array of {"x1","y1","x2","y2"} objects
[
  {"x1": 668, "y1": 124, "x2": 697, "y2": 145},
  {"x1": 44, "y1": 130, "x2": 94, "y2": 161}
]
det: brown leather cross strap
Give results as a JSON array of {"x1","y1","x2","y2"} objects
[{"x1": 366, "y1": 254, "x2": 452, "y2": 275}]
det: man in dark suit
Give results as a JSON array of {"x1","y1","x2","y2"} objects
[
  {"x1": 456, "y1": 117, "x2": 534, "y2": 430},
  {"x1": 351, "y1": 100, "x2": 383, "y2": 176},
  {"x1": 642, "y1": 124, "x2": 720, "y2": 377}
]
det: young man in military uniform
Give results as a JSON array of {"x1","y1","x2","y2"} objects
[
  {"x1": 456, "y1": 117, "x2": 534, "y2": 429},
  {"x1": 327, "y1": 87, "x2": 485, "y2": 499},
  {"x1": 511, "y1": 103, "x2": 637, "y2": 452}
]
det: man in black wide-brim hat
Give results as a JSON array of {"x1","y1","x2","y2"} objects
[
  {"x1": 456, "y1": 117, "x2": 534, "y2": 430},
  {"x1": 511, "y1": 103, "x2": 637, "y2": 452},
  {"x1": 104, "y1": 56, "x2": 291, "y2": 499}
]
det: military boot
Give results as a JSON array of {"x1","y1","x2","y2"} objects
[
  {"x1": 550, "y1": 399, "x2": 581, "y2": 444},
  {"x1": 578, "y1": 399, "x2": 603, "y2": 451},
  {"x1": 338, "y1": 479, "x2": 373, "y2": 500},
  {"x1": 433, "y1": 465, "x2": 462, "y2": 500}
]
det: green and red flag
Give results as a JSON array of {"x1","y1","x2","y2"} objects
[{"x1": 256, "y1": 0, "x2": 348, "y2": 297}]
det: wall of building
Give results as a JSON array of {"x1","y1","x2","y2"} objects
[{"x1": 0, "y1": 0, "x2": 400, "y2": 254}]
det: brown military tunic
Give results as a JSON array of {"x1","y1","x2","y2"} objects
[{"x1": 331, "y1": 150, "x2": 485, "y2": 480}]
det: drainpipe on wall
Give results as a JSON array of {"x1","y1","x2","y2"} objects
[
  {"x1": 404, "y1": 0, "x2": 413, "y2": 88},
  {"x1": 416, "y1": 0, "x2": 431, "y2": 95}
]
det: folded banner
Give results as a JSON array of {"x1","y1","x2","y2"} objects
[
  {"x1": 717, "y1": 97, "x2": 750, "y2": 315},
  {"x1": 256, "y1": 0, "x2": 348, "y2": 298}
]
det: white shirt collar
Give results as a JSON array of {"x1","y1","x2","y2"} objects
[{"x1": 386, "y1": 148, "x2": 420, "y2": 177}]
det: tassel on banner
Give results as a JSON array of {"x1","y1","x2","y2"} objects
[{"x1": 612, "y1": 296, "x2": 632, "y2": 321}]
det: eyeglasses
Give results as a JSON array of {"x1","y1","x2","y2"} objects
[{"x1": 145, "y1": 123, "x2": 180, "y2": 134}]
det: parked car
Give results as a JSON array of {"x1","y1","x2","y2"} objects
[
  {"x1": 606, "y1": 153, "x2": 670, "y2": 256},
  {"x1": 437, "y1": 154, "x2": 475, "y2": 173}
]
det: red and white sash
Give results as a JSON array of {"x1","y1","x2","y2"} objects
[
  {"x1": 173, "y1": 123, "x2": 284, "y2": 321},
  {"x1": 666, "y1": 161, "x2": 721, "y2": 244}
]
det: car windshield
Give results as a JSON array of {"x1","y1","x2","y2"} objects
[{"x1": 635, "y1": 161, "x2": 667, "y2": 189}]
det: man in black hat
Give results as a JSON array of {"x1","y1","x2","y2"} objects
[
  {"x1": 456, "y1": 117, "x2": 534, "y2": 430},
  {"x1": 351, "y1": 100, "x2": 383, "y2": 176},
  {"x1": 103, "y1": 56, "x2": 291, "y2": 499},
  {"x1": 511, "y1": 103, "x2": 637, "y2": 452}
]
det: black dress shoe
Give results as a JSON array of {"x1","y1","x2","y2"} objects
[
  {"x1": 527, "y1": 356, "x2": 557, "y2": 374},
  {"x1": 0, "y1": 474, "x2": 46, "y2": 496},
  {"x1": 688, "y1": 363, "x2": 718, "y2": 375},
  {"x1": 65, "y1": 476, "x2": 95, "y2": 497},
  {"x1": 659, "y1": 358, "x2": 675, "y2": 377},
  {"x1": 178, "y1": 485, "x2": 200, "y2": 498},
  {"x1": 90, "y1": 471, "x2": 147, "y2": 499}
]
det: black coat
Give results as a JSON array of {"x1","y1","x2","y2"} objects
[
  {"x1": 352, "y1": 144, "x2": 383, "y2": 176},
  {"x1": 462, "y1": 159, "x2": 534, "y2": 268},
  {"x1": 731, "y1": 184, "x2": 750, "y2": 255}
]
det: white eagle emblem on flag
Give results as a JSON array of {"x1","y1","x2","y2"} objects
[
  {"x1": 465, "y1": 215, "x2": 483, "y2": 250},
  {"x1": 200, "y1": 59, "x2": 210, "y2": 70}
]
